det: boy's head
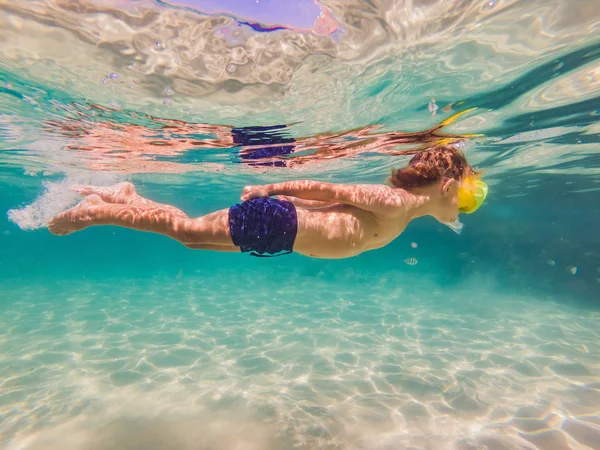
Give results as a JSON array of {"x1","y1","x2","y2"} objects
[{"x1": 389, "y1": 146, "x2": 487, "y2": 222}]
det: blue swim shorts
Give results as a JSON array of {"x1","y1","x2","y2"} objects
[{"x1": 228, "y1": 197, "x2": 298, "y2": 257}]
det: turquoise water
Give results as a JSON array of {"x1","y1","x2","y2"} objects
[{"x1": 1, "y1": 1, "x2": 600, "y2": 449}]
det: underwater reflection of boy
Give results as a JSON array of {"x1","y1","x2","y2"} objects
[{"x1": 48, "y1": 147, "x2": 488, "y2": 259}]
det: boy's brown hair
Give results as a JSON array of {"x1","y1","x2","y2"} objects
[{"x1": 389, "y1": 147, "x2": 472, "y2": 190}]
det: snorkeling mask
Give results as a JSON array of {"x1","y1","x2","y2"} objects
[{"x1": 458, "y1": 173, "x2": 488, "y2": 214}]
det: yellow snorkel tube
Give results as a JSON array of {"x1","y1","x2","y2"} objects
[{"x1": 458, "y1": 173, "x2": 488, "y2": 214}]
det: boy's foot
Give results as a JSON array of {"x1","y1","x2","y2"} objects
[
  {"x1": 48, "y1": 194, "x2": 105, "y2": 235},
  {"x1": 72, "y1": 182, "x2": 138, "y2": 204}
]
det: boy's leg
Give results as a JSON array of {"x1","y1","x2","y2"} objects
[
  {"x1": 72, "y1": 182, "x2": 187, "y2": 217},
  {"x1": 48, "y1": 193, "x2": 238, "y2": 250},
  {"x1": 70, "y1": 183, "x2": 239, "y2": 251}
]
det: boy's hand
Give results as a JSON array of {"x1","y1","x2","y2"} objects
[{"x1": 241, "y1": 185, "x2": 271, "y2": 201}]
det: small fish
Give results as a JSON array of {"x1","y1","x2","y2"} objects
[
  {"x1": 411, "y1": 242, "x2": 418, "y2": 249},
  {"x1": 404, "y1": 257, "x2": 418, "y2": 266},
  {"x1": 568, "y1": 266, "x2": 578, "y2": 275},
  {"x1": 547, "y1": 259, "x2": 556, "y2": 266}
]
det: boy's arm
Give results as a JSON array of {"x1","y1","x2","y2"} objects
[
  {"x1": 274, "y1": 195, "x2": 335, "y2": 209},
  {"x1": 241, "y1": 180, "x2": 404, "y2": 214}
]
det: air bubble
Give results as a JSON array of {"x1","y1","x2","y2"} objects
[
  {"x1": 109, "y1": 73, "x2": 118, "y2": 79},
  {"x1": 484, "y1": 0, "x2": 496, "y2": 10},
  {"x1": 100, "y1": 78, "x2": 107, "y2": 85},
  {"x1": 165, "y1": 87, "x2": 173, "y2": 95},
  {"x1": 428, "y1": 98, "x2": 438, "y2": 116},
  {"x1": 164, "y1": 98, "x2": 171, "y2": 105},
  {"x1": 227, "y1": 64, "x2": 237, "y2": 73}
]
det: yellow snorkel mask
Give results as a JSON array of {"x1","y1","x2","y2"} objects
[{"x1": 458, "y1": 173, "x2": 488, "y2": 214}]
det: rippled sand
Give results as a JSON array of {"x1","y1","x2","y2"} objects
[{"x1": 0, "y1": 271, "x2": 599, "y2": 449}]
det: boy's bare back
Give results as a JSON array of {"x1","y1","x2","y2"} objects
[{"x1": 279, "y1": 197, "x2": 409, "y2": 259}]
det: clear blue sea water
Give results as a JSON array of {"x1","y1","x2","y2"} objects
[{"x1": 1, "y1": 1, "x2": 600, "y2": 449}]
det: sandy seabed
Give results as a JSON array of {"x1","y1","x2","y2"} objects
[{"x1": 1, "y1": 271, "x2": 599, "y2": 450}]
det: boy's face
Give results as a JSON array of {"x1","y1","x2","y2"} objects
[{"x1": 436, "y1": 178, "x2": 460, "y2": 223}]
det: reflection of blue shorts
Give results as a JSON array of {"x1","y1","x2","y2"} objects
[
  {"x1": 231, "y1": 125, "x2": 296, "y2": 167},
  {"x1": 228, "y1": 197, "x2": 297, "y2": 257}
]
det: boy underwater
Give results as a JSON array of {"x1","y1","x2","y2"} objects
[{"x1": 48, "y1": 146, "x2": 488, "y2": 259}]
